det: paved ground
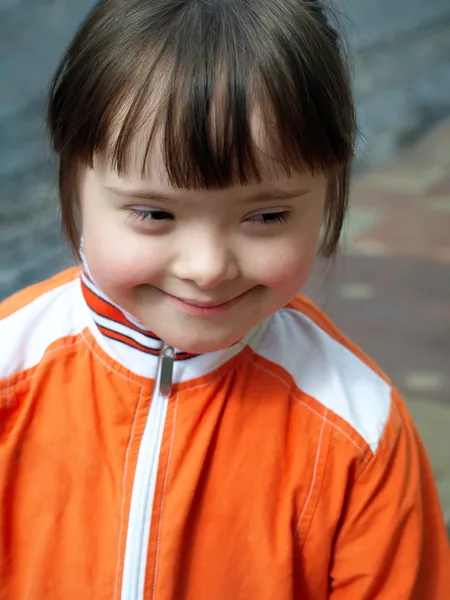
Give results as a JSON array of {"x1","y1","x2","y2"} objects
[
  {"x1": 1, "y1": 0, "x2": 450, "y2": 530},
  {"x1": 342, "y1": 0, "x2": 450, "y2": 172}
]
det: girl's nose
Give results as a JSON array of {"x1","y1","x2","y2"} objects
[{"x1": 171, "y1": 233, "x2": 239, "y2": 290}]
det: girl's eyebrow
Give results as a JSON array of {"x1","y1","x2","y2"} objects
[{"x1": 105, "y1": 186, "x2": 310, "y2": 204}]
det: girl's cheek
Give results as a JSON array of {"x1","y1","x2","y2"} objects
[
  {"x1": 102, "y1": 261, "x2": 153, "y2": 288},
  {"x1": 83, "y1": 235, "x2": 165, "y2": 290},
  {"x1": 250, "y1": 244, "x2": 317, "y2": 288},
  {"x1": 262, "y1": 261, "x2": 312, "y2": 289}
]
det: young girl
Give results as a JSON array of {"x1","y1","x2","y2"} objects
[{"x1": 0, "y1": 0, "x2": 448, "y2": 598}]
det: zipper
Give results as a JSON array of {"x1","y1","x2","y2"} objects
[
  {"x1": 121, "y1": 344, "x2": 174, "y2": 600},
  {"x1": 159, "y1": 346, "x2": 174, "y2": 397}
]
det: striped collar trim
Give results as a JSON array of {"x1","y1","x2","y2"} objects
[{"x1": 80, "y1": 271, "x2": 199, "y2": 361}]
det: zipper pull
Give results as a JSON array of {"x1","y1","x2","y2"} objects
[{"x1": 159, "y1": 345, "x2": 174, "y2": 397}]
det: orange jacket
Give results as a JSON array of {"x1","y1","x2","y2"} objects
[{"x1": 0, "y1": 267, "x2": 449, "y2": 599}]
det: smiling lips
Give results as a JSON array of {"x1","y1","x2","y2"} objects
[{"x1": 163, "y1": 289, "x2": 251, "y2": 316}]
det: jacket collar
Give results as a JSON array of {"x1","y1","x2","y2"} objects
[
  {"x1": 80, "y1": 269, "x2": 199, "y2": 360},
  {"x1": 79, "y1": 268, "x2": 265, "y2": 381}
]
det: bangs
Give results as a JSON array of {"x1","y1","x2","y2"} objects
[{"x1": 49, "y1": 0, "x2": 355, "y2": 190}]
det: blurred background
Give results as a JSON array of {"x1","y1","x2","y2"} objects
[{"x1": 0, "y1": 0, "x2": 449, "y2": 531}]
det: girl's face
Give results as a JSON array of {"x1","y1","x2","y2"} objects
[{"x1": 79, "y1": 151, "x2": 327, "y2": 353}]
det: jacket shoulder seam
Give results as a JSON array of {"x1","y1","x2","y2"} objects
[{"x1": 246, "y1": 349, "x2": 372, "y2": 463}]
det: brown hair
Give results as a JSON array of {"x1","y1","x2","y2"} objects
[{"x1": 47, "y1": 0, "x2": 356, "y2": 259}]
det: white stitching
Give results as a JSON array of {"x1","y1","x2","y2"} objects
[
  {"x1": 151, "y1": 392, "x2": 180, "y2": 600},
  {"x1": 81, "y1": 331, "x2": 151, "y2": 385},
  {"x1": 246, "y1": 354, "x2": 369, "y2": 462},
  {"x1": 113, "y1": 384, "x2": 146, "y2": 600},
  {"x1": 1, "y1": 331, "x2": 244, "y2": 403},
  {"x1": 296, "y1": 399, "x2": 369, "y2": 463},
  {"x1": 0, "y1": 338, "x2": 84, "y2": 400},
  {"x1": 173, "y1": 354, "x2": 247, "y2": 394},
  {"x1": 295, "y1": 410, "x2": 327, "y2": 538},
  {"x1": 2, "y1": 328, "x2": 155, "y2": 600},
  {"x1": 81, "y1": 331, "x2": 150, "y2": 600},
  {"x1": 2, "y1": 319, "x2": 372, "y2": 598}
]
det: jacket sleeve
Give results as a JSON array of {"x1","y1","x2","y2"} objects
[{"x1": 329, "y1": 388, "x2": 450, "y2": 599}]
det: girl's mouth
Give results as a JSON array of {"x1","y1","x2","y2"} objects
[{"x1": 163, "y1": 289, "x2": 252, "y2": 317}]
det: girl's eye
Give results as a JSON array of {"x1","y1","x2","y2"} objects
[
  {"x1": 246, "y1": 211, "x2": 292, "y2": 225},
  {"x1": 127, "y1": 208, "x2": 174, "y2": 223}
]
